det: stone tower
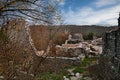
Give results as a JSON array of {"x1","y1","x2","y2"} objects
[{"x1": 118, "y1": 12, "x2": 120, "y2": 27}]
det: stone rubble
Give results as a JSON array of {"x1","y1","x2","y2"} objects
[
  {"x1": 56, "y1": 32, "x2": 103, "y2": 57},
  {"x1": 56, "y1": 39, "x2": 102, "y2": 57},
  {"x1": 64, "y1": 67, "x2": 93, "y2": 80},
  {"x1": 63, "y1": 72, "x2": 92, "y2": 80},
  {"x1": 91, "y1": 38, "x2": 102, "y2": 46}
]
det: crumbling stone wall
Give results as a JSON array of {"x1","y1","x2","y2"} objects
[
  {"x1": 101, "y1": 28, "x2": 120, "y2": 79},
  {"x1": 4, "y1": 18, "x2": 38, "y2": 54},
  {"x1": 2, "y1": 18, "x2": 39, "y2": 79}
]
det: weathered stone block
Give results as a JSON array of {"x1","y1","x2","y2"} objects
[{"x1": 102, "y1": 28, "x2": 120, "y2": 79}]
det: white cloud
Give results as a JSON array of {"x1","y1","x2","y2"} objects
[
  {"x1": 62, "y1": 4, "x2": 120, "y2": 26},
  {"x1": 94, "y1": 0, "x2": 120, "y2": 8}
]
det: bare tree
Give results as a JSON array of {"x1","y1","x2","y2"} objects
[
  {"x1": 0, "y1": 0, "x2": 62, "y2": 79},
  {"x1": 0, "y1": 0, "x2": 61, "y2": 26}
]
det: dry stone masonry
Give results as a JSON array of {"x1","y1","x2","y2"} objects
[
  {"x1": 101, "y1": 28, "x2": 120, "y2": 79},
  {"x1": 3, "y1": 18, "x2": 40, "y2": 79},
  {"x1": 100, "y1": 13, "x2": 120, "y2": 80}
]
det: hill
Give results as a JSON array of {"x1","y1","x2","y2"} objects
[{"x1": 46, "y1": 25, "x2": 117, "y2": 37}]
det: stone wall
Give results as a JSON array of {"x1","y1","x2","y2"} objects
[
  {"x1": 101, "y1": 28, "x2": 120, "y2": 79},
  {"x1": 103, "y1": 29, "x2": 120, "y2": 70},
  {"x1": 2, "y1": 18, "x2": 39, "y2": 79},
  {"x1": 2, "y1": 18, "x2": 83, "y2": 79}
]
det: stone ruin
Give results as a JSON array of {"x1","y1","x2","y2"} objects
[
  {"x1": 2, "y1": 18, "x2": 43, "y2": 79},
  {"x1": 1, "y1": 18, "x2": 86, "y2": 79},
  {"x1": 2, "y1": 18, "x2": 89, "y2": 79},
  {"x1": 66, "y1": 33, "x2": 84, "y2": 44},
  {"x1": 56, "y1": 34, "x2": 86, "y2": 58},
  {"x1": 56, "y1": 33, "x2": 102, "y2": 57},
  {"x1": 101, "y1": 28, "x2": 120, "y2": 79},
  {"x1": 3, "y1": 18, "x2": 38, "y2": 54},
  {"x1": 97, "y1": 13, "x2": 120, "y2": 80},
  {"x1": 1, "y1": 18, "x2": 111, "y2": 79}
]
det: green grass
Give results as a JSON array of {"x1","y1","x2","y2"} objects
[
  {"x1": 36, "y1": 73, "x2": 63, "y2": 80},
  {"x1": 36, "y1": 57, "x2": 98, "y2": 80},
  {"x1": 73, "y1": 57, "x2": 98, "y2": 73},
  {"x1": 84, "y1": 57, "x2": 97, "y2": 61},
  {"x1": 80, "y1": 57, "x2": 97, "y2": 67},
  {"x1": 73, "y1": 67, "x2": 85, "y2": 73},
  {"x1": 36, "y1": 68, "x2": 69, "y2": 80}
]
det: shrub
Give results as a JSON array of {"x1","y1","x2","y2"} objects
[
  {"x1": 83, "y1": 32, "x2": 94, "y2": 40},
  {"x1": 88, "y1": 32, "x2": 94, "y2": 40},
  {"x1": 53, "y1": 32, "x2": 68, "y2": 45}
]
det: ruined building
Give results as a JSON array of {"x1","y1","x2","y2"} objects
[
  {"x1": 2, "y1": 18, "x2": 43, "y2": 79},
  {"x1": 100, "y1": 13, "x2": 120, "y2": 79}
]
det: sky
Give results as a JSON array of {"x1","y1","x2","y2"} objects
[{"x1": 58, "y1": 0, "x2": 120, "y2": 26}]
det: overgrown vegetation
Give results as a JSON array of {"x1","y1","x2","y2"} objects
[
  {"x1": 30, "y1": 25, "x2": 68, "y2": 51},
  {"x1": 0, "y1": 20, "x2": 35, "y2": 80},
  {"x1": 53, "y1": 31, "x2": 69, "y2": 45},
  {"x1": 83, "y1": 32, "x2": 94, "y2": 40},
  {"x1": 73, "y1": 67, "x2": 85, "y2": 73},
  {"x1": 36, "y1": 73, "x2": 63, "y2": 80},
  {"x1": 88, "y1": 56, "x2": 112, "y2": 80},
  {"x1": 35, "y1": 57, "x2": 98, "y2": 80},
  {"x1": 34, "y1": 58, "x2": 71, "y2": 80},
  {"x1": 0, "y1": 29, "x2": 15, "y2": 79},
  {"x1": 73, "y1": 57, "x2": 98, "y2": 74}
]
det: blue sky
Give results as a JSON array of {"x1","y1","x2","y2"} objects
[{"x1": 58, "y1": 0, "x2": 120, "y2": 26}]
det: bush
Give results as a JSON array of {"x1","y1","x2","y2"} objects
[
  {"x1": 88, "y1": 32, "x2": 94, "y2": 40},
  {"x1": 83, "y1": 32, "x2": 94, "y2": 40},
  {"x1": 53, "y1": 32, "x2": 68, "y2": 45}
]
